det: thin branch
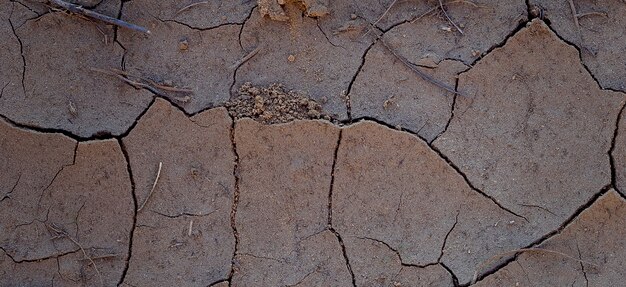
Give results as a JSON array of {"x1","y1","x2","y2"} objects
[
  {"x1": 230, "y1": 46, "x2": 261, "y2": 70},
  {"x1": 379, "y1": 39, "x2": 464, "y2": 96},
  {"x1": 90, "y1": 68, "x2": 192, "y2": 102},
  {"x1": 138, "y1": 162, "x2": 162, "y2": 212},
  {"x1": 175, "y1": 1, "x2": 209, "y2": 16},
  {"x1": 372, "y1": 0, "x2": 399, "y2": 26},
  {"x1": 438, "y1": 0, "x2": 464, "y2": 34},
  {"x1": 48, "y1": 0, "x2": 151, "y2": 34}
]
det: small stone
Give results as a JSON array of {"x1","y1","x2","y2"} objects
[
  {"x1": 528, "y1": 5, "x2": 542, "y2": 19},
  {"x1": 288, "y1": 54, "x2": 296, "y2": 62},
  {"x1": 179, "y1": 39, "x2": 189, "y2": 51},
  {"x1": 350, "y1": 13, "x2": 357, "y2": 20}
]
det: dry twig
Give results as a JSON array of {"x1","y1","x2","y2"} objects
[
  {"x1": 138, "y1": 161, "x2": 162, "y2": 212},
  {"x1": 175, "y1": 1, "x2": 209, "y2": 16},
  {"x1": 372, "y1": 0, "x2": 399, "y2": 26},
  {"x1": 438, "y1": 0, "x2": 464, "y2": 34},
  {"x1": 49, "y1": 0, "x2": 151, "y2": 34},
  {"x1": 378, "y1": 39, "x2": 464, "y2": 96},
  {"x1": 230, "y1": 46, "x2": 261, "y2": 70},
  {"x1": 90, "y1": 68, "x2": 192, "y2": 102}
]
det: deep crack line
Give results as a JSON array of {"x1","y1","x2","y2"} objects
[
  {"x1": 327, "y1": 129, "x2": 342, "y2": 226},
  {"x1": 540, "y1": 19, "x2": 624, "y2": 94},
  {"x1": 36, "y1": 142, "x2": 78, "y2": 208},
  {"x1": 438, "y1": 210, "x2": 459, "y2": 262},
  {"x1": 227, "y1": 116, "x2": 241, "y2": 285},
  {"x1": 0, "y1": 245, "x2": 80, "y2": 264},
  {"x1": 326, "y1": 129, "x2": 356, "y2": 286},
  {"x1": 345, "y1": 39, "x2": 378, "y2": 121},
  {"x1": 0, "y1": 173, "x2": 21, "y2": 203},
  {"x1": 229, "y1": 6, "x2": 259, "y2": 99},
  {"x1": 469, "y1": 184, "x2": 612, "y2": 286},
  {"x1": 432, "y1": 66, "x2": 470, "y2": 143},
  {"x1": 116, "y1": 138, "x2": 138, "y2": 286},
  {"x1": 429, "y1": 143, "x2": 529, "y2": 222},
  {"x1": 0, "y1": 82, "x2": 9, "y2": 99},
  {"x1": 315, "y1": 19, "x2": 344, "y2": 49},
  {"x1": 237, "y1": 5, "x2": 257, "y2": 50},
  {"x1": 8, "y1": 3, "x2": 27, "y2": 96},
  {"x1": 357, "y1": 236, "x2": 439, "y2": 268},
  {"x1": 329, "y1": 228, "x2": 356, "y2": 287},
  {"x1": 609, "y1": 101, "x2": 626, "y2": 193},
  {"x1": 575, "y1": 240, "x2": 589, "y2": 287},
  {"x1": 345, "y1": 116, "x2": 528, "y2": 221}
]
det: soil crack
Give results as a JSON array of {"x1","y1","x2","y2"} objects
[
  {"x1": 37, "y1": 142, "x2": 78, "y2": 208},
  {"x1": 438, "y1": 210, "x2": 460, "y2": 262},
  {"x1": 227, "y1": 115, "x2": 241, "y2": 285},
  {"x1": 148, "y1": 209, "x2": 217, "y2": 219},
  {"x1": 116, "y1": 138, "x2": 137, "y2": 286},
  {"x1": 315, "y1": 19, "x2": 343, "y2": 49},
  {"x1": 609, "y1": 101, "x2": 626, "y2": 195},
  {"x1": 357, "y1": 236, "x2": 439, "y2": 268},
  {"x1": 575, "y1": 240, "x2": 589, "y2": 287},
  {"x1": 469, "y1": 184, "x2": 613, "y2": 285},
  {"x1": 0, "y1": 173, "x2": 21, "y2": 203},
  {"x1": 8, "y1": 3, "x2": 26, "y2": 96},
  {"x1": 326, "y1": 129, "x2": 356, "y2": 287},
  {"x1": 1, "y1": 245, "x2": 80, "y2": 264},
  {"x1": 345, "y1": 40, "x2": 378, "y2": 121}
]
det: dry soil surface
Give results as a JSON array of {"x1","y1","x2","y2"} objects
[{"x1": 1, "y1": 0, "x2": 626, "y2": 286}]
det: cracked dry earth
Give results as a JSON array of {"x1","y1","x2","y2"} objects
[{"x1": 1, "y1": 0, "x2": 626, "y2": 287}]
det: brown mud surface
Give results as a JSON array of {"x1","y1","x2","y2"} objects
[{"x1": 1, "y1": 0, "x2": 625, "y2": 286}]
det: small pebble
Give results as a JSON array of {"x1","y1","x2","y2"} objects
[
  {"x1": 179, "y1": 39, "x2": 189, "y2": 51},
  {"x1": 350, "y1": 13, "x2": 357, "y2": 20},
  {"x1": 288, "y1": 54, "x2": 296, "y2": 62}
]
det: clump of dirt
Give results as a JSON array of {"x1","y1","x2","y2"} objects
[
  {"x1": 258, "y1": 0, "x2": 329, "y2": 21},
  {"x1": 226, "y1": 83, "x2": 332, "y2": 124}
]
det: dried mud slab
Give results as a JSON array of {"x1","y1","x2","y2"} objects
[
  {"x1": 233, "y1": 119, "x2": 351, "y2": 286},
  {"x1": 383, "y1": 0, "x2": 527, "y2": 65},
  {"x1": 0, "y1": 1, "x2": 153, "y2": 138},
  {"x1": 122, "y1": 99, "x2": 235, "y2": 286},
  {"x1": 350, "y1": 41, "x2": 468, "y2": 142},
  {"x1": 617, "y1": 111, "x2": 626, "y2": 194},
  {"x1": 119, "y1": 1, "x2": 246, "y2": 114},
  {"x1": 237, "y1": 4, "x2": 375, "y2": 120},
  {"x1": 0, "y1": 118, "x2": 133, "y2": 286},
  {"x1": 530, "y1": 0, "x2": 626, "y2": 92},
  {"x1": 346, "y1": 237, "x2": 454, "y2": 287},
  {"x1": 475, "y1": 190, "x2": 626, "y2": 286},
  {"x1": 333, "y1": 121, "x2": 541, "y2": 284},
  {"x1": 434, "y1": 20, "x2": 625, "y2": 232}
]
